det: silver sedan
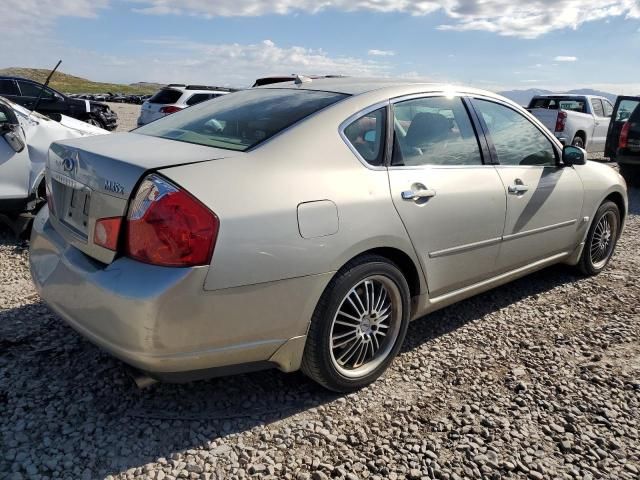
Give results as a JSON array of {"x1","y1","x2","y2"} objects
[{"x1": 29, "y1": 78, "x2": 627, "y2": 392}]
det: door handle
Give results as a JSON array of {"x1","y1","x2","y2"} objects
[
  {"x1": 401, "y1": 188, "x2": 436, "y2": 201},
  {"x1": 507, "y1": 184, "x2": 529, "y2": 194}
]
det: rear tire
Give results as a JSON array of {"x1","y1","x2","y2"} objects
[
  {"x1": 301, "y1": 255, "x2": 411, "y2": 392},
  {"x1": 572, "y1": 135, "x2": 585, "y2": 149},
  {"x1": 578, "y1": 201, "x2": 620, "y2": 276}
]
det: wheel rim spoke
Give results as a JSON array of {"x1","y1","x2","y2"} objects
[
  {"x1": 589, "y1": 212, "x2": 616, "y2": 268},
  {"x1": 329, "y1": 275, "x2": 402, "y2": 377}
]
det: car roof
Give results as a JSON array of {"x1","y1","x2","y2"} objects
[{"x1": 257, "y1": 76, "x2": 503, "y2": 100}]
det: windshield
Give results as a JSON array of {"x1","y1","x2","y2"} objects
[{"x1": 135, "y1": 88, "x2": 348, "y2": 151}]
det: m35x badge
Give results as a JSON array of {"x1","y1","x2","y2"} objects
[{"x1": 104, "y1": 180, "x2": 125, "y2": 195}]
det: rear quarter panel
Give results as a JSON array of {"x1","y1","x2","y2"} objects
[{"x1": 160, "y1": 93, "x2": 423, "y2": 292}]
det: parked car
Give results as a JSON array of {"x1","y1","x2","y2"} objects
[
  {"x1": 30, "y1": 79, "x2": 627, "y2": 392},
  {"x1": 0, "y1": 95, "x2": 107, "y2": 232},
  {"x1": 527, "y1": 94, "x2": 614, "y2": 152},
  {"x1": 605, "y1": 96, "x2": 640, "y2": 183},
  {"x1": 137, "y1": 84, "x2": 237, "y2": 126},
  {"x1": 0, "y1": 77, "x2": 118, "y2": 130}
]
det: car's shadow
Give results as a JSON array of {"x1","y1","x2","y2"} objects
[{"x1": 0, "y1": 263, "x2": 581, "y2": 477}]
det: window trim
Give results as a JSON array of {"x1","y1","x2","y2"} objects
[
  {"x1": 387, "y1": 93, "x2": 489, "y2": 170},
  {"x1": 468, "y1": 96, "x2": 562, "y2": 168},
  {"x1": 590, "y1": 98, "x2": 605, "y2": 118},
  {"x1": 338, "y1": 100, "x2": 391, "y2": 171}
]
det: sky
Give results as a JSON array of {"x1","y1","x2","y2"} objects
[{"x1": 1, "y1": 0, "x2": 640, "y2": 93}]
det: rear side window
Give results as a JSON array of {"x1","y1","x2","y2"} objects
[
  {"x1": 391, "y1": 96, "x2": 481, "y2": 166},
  {"x1": 473, "y1": 99, "x2": 556, "y2": 167},
  {"x1": 0, "y1": 80, "x2": 19, "y2": 95},
  {"x1": 148, "y1": 89, "x2": 183, "y2": 104},
  {"x1": 136, "y1": 88, "x2": 347, "y2": 151},
  {"x1": 186, "y1": 93, "x2": 211, "y2": 106},
  {"x1": 343, "y1": 107, "x2": 387, "y2": 166},
  {"x1": 17, "y1": 81, "x2": 52, "y2": 98},
  {"x1": 591, "y1": 99, "x2": 605, "y2": 117}
]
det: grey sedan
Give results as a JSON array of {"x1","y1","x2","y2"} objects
[{"x1": 29, "y1": 78, "x2": 627, "y2": 392}]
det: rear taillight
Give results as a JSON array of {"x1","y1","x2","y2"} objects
[
  {"x1": 555, "y1": 111, "x2": 567, "y2": 132},
  {"x1": 159, "y1": 106, "x2": 183, "y2": 114},
  {"x1": 619, "y1": 121, "x2": 630, "y2": 149},
  {"x1": 94, "y1": 217, "x2": 122, "y2": 251},
  {"x1": 125, "y1": 174, "x2": 219, "y2": 267}
]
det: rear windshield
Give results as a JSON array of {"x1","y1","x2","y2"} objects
[
  {"x1": 528, "y1": 97, "x2": 587, "y2": 113},
  {"x1": 135, "y1": 88, "x2": 348, "y2": 151},
  {"x1": 148, "y1": 88, "x2": 183, "y2": 104}
]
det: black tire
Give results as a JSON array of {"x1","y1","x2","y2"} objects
[
  {"x1": 86, "y1": 116, "x2": 105, "y2": 129},
  {"x1": 572, "y1": 135, "x2": 585, "y2": 149},
  {"x1": 578, "y1": 201, "x2": 620, "y2": 276},
  {"x1": 301, "y1": 255, "x2": 411, "y2": 392}
]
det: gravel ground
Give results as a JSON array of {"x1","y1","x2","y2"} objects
[
  {"x1": 108, "y1": 103, "x2": 140, "y2": 132},
  {"x1": 1, "y1": 152, "x2": 638, "y2": 479}
]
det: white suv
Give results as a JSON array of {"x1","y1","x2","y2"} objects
[{"x1": 137, "y1": 85, "x2": 237, "y2": 127}]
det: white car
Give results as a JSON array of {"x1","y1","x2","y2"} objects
[
  {"x1": 137, "y1": 85, "x2": 237, "y2": 126},
  {"x1": 527, "y1": 95, "x2": 614, "y2": 152},
  {"x1": 0, "y1": 96, "x2": 107, "y2": 222}
]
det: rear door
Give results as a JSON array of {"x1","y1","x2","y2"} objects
[
  {"x1": 385, "y1": 94, "x2": 507, "y2": 298},
  {"x1": 589, "y1": 98, "x2": 610, "y2": 151},
  {"x1": 605, "y1": 96, "x2": 640, "y2": 160},
  {"x1": 470, "y1": 97, "x2": 583, "y2": 272}
]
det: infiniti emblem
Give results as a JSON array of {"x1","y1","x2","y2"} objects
[{"x1": 62, "y1": 157, "x2": 75, "y2": 172}]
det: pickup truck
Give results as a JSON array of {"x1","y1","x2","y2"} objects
[{"x1": 527, "y1": 95, "x2": 614, "y2": 153}]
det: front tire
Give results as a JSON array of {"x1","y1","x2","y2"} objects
[
  {"x1": 578, "y1": 201, "x2": 620, "y2": 276},
  {"x1": 85, "y1": 116, "x2": 105, "y2": 129},
  {"x1": 301, "y1": 255, "x2": 411, "y2": 392}
]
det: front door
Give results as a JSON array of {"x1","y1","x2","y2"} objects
[
  {"x1": 386, "y1": 95, "x2": 506, "y2": 297},
  {"x1": 605, "y1": 96, "x2": 640, "y2": 160},
  {"x1": 470, "y1": 98, "x2": 583, "y2": 271},
  {"x1": 0, "y1": 104, "x2": 30, "y2": 201}
]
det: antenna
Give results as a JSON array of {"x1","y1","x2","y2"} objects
[{"x1": 29, "y1": 60, "x2": 62, "y2": 119}]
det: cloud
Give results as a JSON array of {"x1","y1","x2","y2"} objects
[
  {"x1": 131, "y1": 0, "x2": 640, "y2": 38},
  {"x1": 368, "y1": 49, "x2": 395, "y2": 57},
  {"x1": 137, "y1": 38, "x2": 391, "y2": 85},
  {"x1": 0, "y1": 0, "x2": 108, "y2": 35},
  {"x1": 554, "y1": 56, "x2": 578, "y2": 62}
]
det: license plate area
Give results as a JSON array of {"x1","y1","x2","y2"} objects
[{"x1": 56, "y1": 180, "x2": 91, "y2": 238}]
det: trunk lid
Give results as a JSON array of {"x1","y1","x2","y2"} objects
[{"x1": 46, "y1": 132, "x2": 240, "y2": 264}]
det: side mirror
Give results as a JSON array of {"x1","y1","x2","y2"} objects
[
  {"x1": 562, "y1": 145, "x2": 586, "y2": 166},
  {"x1": 1, "y1": 124, "x2": 25, "y2": 153}
]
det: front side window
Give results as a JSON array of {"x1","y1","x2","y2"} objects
[
  {"x1": 591, "y1": 99, "x2": 605, "y2": 117},
  {"x1": 391, "y1": 96, "x2": 481, "y2": 166},
  {"x1": 343, "y1": 107, "x2": 386, "y2": 166},
  {"x1": 136, "y1": 88, "x2": 347, "y2": 151},
  {"x1": 616, "y1": 100, "x2": 640, "y2": 122},
  {"x1": 603, "y1": 99, "x2": 614, "y2": 118},
  {"x1": 473, "y1": 99, "x2": 557, "y2": 167}
]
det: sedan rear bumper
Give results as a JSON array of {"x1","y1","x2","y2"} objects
[{"x1": 29, "y1": 209, "x2": 331, "y2": 379}]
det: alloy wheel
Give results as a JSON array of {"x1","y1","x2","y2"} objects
[
  {"x1": 329, "y1": 275, "x2": 402, "y2": 379},
  {"x1": 590, "y1": 211, "x2": 616, "y2": 269}
]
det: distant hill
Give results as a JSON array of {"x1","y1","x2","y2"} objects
[
  {"x1": 499, "y1": 88, "x2": 618, "y2": 106},
  {"x1": 0, "y1": 67, "x2": 161, "y2": 95}
]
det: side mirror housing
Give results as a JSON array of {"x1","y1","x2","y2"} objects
[
  {"x1": 1, "y1": 124, "x2": 25, "y2": 153},
  {"x1": 562, "y1": 145, "x2": 586, "y2": 166}
]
